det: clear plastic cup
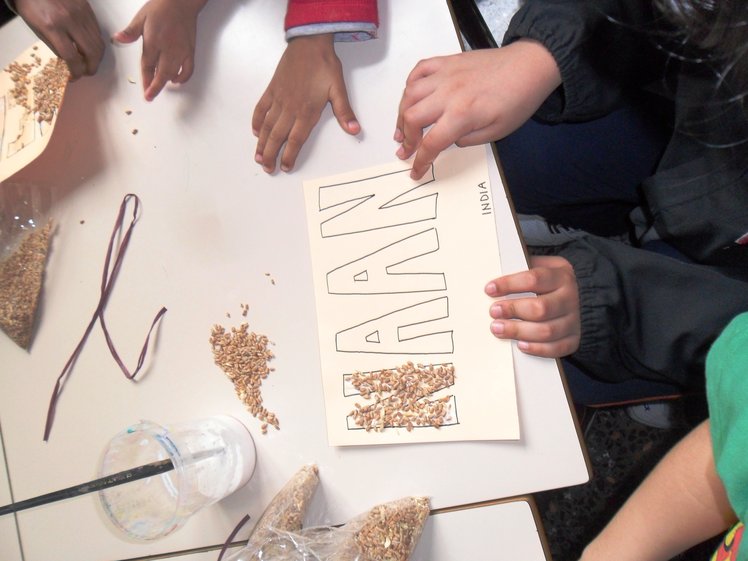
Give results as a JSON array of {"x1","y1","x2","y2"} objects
[{"x1": 98, "y1": 415, "x2": 256, "y2": 541}]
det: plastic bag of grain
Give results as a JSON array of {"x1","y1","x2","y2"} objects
[
  {"x1": 0, "y1": 181, "x2": 53, "y2": 349},
  {"x1": 228, "y1": 490, "x2": 430, "y2": 561}
]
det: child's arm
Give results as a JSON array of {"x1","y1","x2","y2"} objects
[
  {"x1": 484, "y1": 256, "x2": 581, "y2": 358},
  {"x1": 253, "y1": 0, "x2": 378, "y2": 174},
  {"x1": 581, "y1": 420, "x2": 737, "y2": 561},
  {"x1": 112, "y1": 0, "x2": 208, "y2": 101},
  {"x1": 395, "y1": 39, "x2": 561, "y2": 180},
  {"x1": 13, "y1": 0, "x2": 104, "y2": 79},
  {"x1": 252, "y1": 33, "x2": 357, "y2": 174}
]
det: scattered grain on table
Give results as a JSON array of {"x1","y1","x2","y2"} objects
[{"x1": 210, "y1": 319, "x2": 279, "y2": 433}]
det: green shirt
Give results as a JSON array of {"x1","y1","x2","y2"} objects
[{"x1": 707, "y1": 312, "x2": 748, "y2": 561}]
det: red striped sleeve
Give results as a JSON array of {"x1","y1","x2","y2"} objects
[{"x1": 285, "y1": 0, "x2": 378, "y2": 30}]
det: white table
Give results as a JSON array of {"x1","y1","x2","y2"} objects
[
  {"x1": 0, "y1": 423, "x2": 23, "y2": 561},
  {"x1": 162, "y1": 498, "x2": 549, "y2": 561},
  {"x1": 0, "y1": 2, "x2": 588, "y2": 559}
]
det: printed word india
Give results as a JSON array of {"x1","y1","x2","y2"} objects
[
  {"x1": 317, "y1": 168, "x2": 459, "y2": 357},
  {"x1": 478, "y1": 181, "x2": 492, "y2": 215}
]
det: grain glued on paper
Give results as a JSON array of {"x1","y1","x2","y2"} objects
[
  {"x1": 0, "y1": 41, "x2": 69, "y2": 183},
  {"x1": 303, "y1": 144, "x2": 519, "y2": 446}
]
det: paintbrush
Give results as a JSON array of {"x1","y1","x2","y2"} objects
[{"x1": 0, "y1": 457, "x2": 174, "y2": 517}]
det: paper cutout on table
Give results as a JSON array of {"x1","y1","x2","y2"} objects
[
  {"x1": 0, "y1": 41, "x2": 69, "y2": 183},
  {"x1": 303, "y1": 144, "x2": 519, "y2": 446}
]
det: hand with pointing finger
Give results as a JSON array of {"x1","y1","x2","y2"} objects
[
  {"x1": 112, "y1": 0, "x2": 208, "y2": 101},
  {"x1": 395, "y1": 40, "x2": 561, "y2": 180}
]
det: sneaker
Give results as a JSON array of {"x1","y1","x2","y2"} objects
[
  {"x1": 518, "y1": 214, "x2": 633, "y2": 246},
  {"x1": 517, "y1": 214, "x2": 588, "y2": 246},
  {"x1": 626, "y1": 401, "x2": 673, "y2": 430}
]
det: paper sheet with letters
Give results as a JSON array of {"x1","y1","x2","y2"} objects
[{"x1": 304, "y1": 144, "x2": 519, "y2": 446}]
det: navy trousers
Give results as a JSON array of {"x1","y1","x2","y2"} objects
[
  {"x1": 496, "y1": 97, "x2": 681, "y2": 404},
  {"x1": 497, "y1": 99, "x2": 672, "y2": 237}
]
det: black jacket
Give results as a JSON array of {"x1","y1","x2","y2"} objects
[{"x1": 503, "y1": 0, "x2": 748, "y2": 387}]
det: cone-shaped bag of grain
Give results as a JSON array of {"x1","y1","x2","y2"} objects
[
  {"x1": 0, "y1": 181, "x2": 54, "y2": 350},
  {"x1": 226, "y1": 464, "x2": 320, "y2": 561},
  {"x1": 327, "y1": 496, "x2": 430, "y2": 561},
  {"x1": 229, "y1": 493, "x2": 430, "y2": 561}
]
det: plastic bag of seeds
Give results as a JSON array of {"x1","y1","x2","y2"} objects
[
  {"x1": 228, "y1": 494, "x2": 430, "y2": 561},
  {"x1": 225, "y1": 464, "x2": 320, "y2": 561},
  {"x1": 0, "y1": 181, "x2": 54, "y2": 349},
  {"x1": 246, "y1": 464, "x2": 320, "y2": 554}
]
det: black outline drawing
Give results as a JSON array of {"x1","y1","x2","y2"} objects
[
  {"x1": 2, "y1": 52, "x2": 57, "y2": 164},
  {"x1": 335, "y1": 296, "x2": 453, "y2": 355},
  {"x1": 317, "y1": 164, "x2": 436, "y2": 238},
  {"x1": 326, "y1": 227, "x2": 446, "y2": 295},
  {"x1": 6, "y1": 113, "x2": 36, "y2": 159}
]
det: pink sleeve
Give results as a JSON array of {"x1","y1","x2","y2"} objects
[{"x1": 285, "y1": 0, "x2": 378, "y2": 30}]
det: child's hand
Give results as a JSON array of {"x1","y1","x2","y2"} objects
[
  {"x1": 112, "y1": 0, "x2": 207, "y2": 101},
  {"x1": 15, "y1": 0, "x2": 104, "y2": 80},
  {"x1": 484, "y1": 255, "x2": 580, "y2": 358},
  {"x1": 253, "y1": 34, "x2": 360, "y2": 174},
  {"x1": 395, "y1": 40, "x2": 562, "y2": 180}
]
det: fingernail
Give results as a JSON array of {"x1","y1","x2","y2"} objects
[
  {"x1": 394, "y1": 128, "x2": 403, "y2": 141},
  {"x1": 280, "y1": 164, "x2": 290, "y2": 173},
  {"x1": 254, "y1": 153, "x2": 263, "y2": 163},
  {"x1": 485, "y1": 282, "x2": 497, "y2": 295},
  {"x1": 490, "y1": 303, "x2": 502, "y2": 318},
  {"x1": 263, "y1": 165, "x2": 273, "y2": 174},
  {"x1": 347, "y1": 120, "x2": 359, "y2": 132},
  {"x1": 396, "y1": 145, "x2": 405, "y2": 159},
  {"x1": 252, "y1": 128, "x2": 259, "y2": 137},
  {"x1": 518, "y1": 341, "x2": 530, "y2": 351},
  {"x1": 490, "y1": 321, "x2": 504, "y2": 336}
]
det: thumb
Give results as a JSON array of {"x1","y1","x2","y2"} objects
[
  {"x1": 112, "y1": 12, "x2": 145, "y2": 44},
  {"x1": 329, "y1": 84, "x2": 360, "y2": 135}
]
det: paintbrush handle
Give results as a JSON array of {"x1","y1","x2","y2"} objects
[{"x1": 0, "y1": 458, "x2": 174, "y2": 517}]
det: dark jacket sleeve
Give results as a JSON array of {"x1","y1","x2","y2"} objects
[
  {"x1": 502, "y1": 0, "x2": 667, "y2": 122},
  {"x1": 550, "y1": 236, "x2": 748, "y2": 388}
]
